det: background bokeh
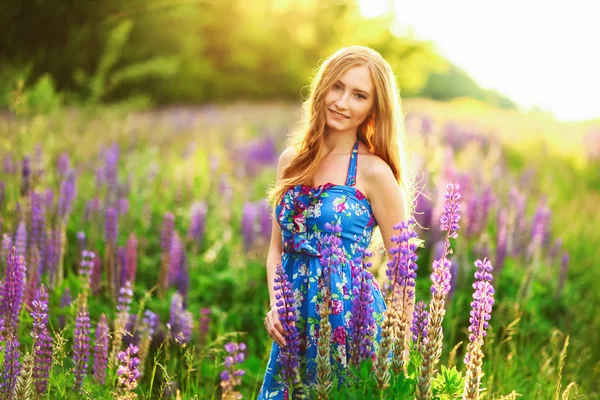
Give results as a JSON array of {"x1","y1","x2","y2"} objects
[{"x1": 1, "y1": 0, "x2": 599, "y2": 399}]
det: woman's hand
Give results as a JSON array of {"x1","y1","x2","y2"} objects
[{"x1": 264, "y1": 306, "x2": 287, "y2": 347}]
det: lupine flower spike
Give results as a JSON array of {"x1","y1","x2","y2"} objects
[
  {"x1": 417, "y1": 183, "x2": 461, "y2": 400},
  {"x1": 314, "y1": 222, "x2": 343, "y2": 397},
  {"x1": 273, "y1": 263, "x2": 301, "y2": 393},
  {"x1": 116, "y1": 344, "x2": 141, "y2": 400},
  {"x1": 220, "y1": 342, "x2": 245, "y2": 400},
  {"x1": 463, "y1": 258, "x2": 495, "y2": 400}
]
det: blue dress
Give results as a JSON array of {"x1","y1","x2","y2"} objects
[{"x1": 257, "y1": 139, "x2": 389, "y2": 399}]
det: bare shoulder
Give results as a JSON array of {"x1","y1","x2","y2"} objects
[
  {"x1": 279, "y1": 146, "x2": 299, "y2": 168},
  {"x1": 360, "y1": 152, "x2": 395, "y2": 185}
]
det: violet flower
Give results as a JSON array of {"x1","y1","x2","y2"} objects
[
  {"x1": 0, "y1": 247, "x2": 26, "y2": 338},
  {"x1": 410, "y1": 300, "x2": 429, "y2": 353},
  {"x1": 73, "y1": 300, "x2": 91, "y2": 392},
  {"x1": 2, "y1": 233, "x2": 11, "y2": 264},
  {"x1": 463, "y1": 258, "x2": 495, "y2": 399},
  {"x1": 31, "y1": 285, "x2": 52, "y2": 396},
  {"x1": 94, "y1": 314, "x2": 109, "y2": 384},
  {"x1": 241, "y1": 201, "x2": 259, "y2": 250},
  {"x1": 57, "y1": 152, "x2": 71, "y2": 176},
  {"x1": 117, "y1": 344, "x2": 141, "y2": 398},
  {"x1": 348, "y1": 248, "x2": 376, "y2": 368},
  {"x1": 77, "y1": 231, "x2": 86, "y2": 251},
  {"x1": 273, "y1": 263, "x2": 300, "y2": 389},
  {"x1": 30, "y1": 191, "x2": 45, "y2": 254},
  {"x1": 168, "y1": 233, "x2": 183, "y2": 288},
  {"x1": 79, "y1": 250, "x2": 95, "y2": 294},
  {"x1": 58, "y1": 288, "x2": 72, "y2": 329},
  {"x1": 159, "y1": 212, "x2": 175, "y2": 295},
  {"x1": 58, "y1": 170, "x2": 76, "y2": 221},
  {"x1": 15, "y1": 220, "x2": 27, "y2": 260},
  {"x1": 0, "y1": 336, "x2": 21, "y2": 398},
  {"x1": 188, "y1": 201, "x2": 207, "y2": 245},
  {"x1": 169, "y1": 292, "x2": 193, "y2": 345},
  {"x1": 220, "y1": 342, "x2": 245, "y2": 400},
  {"x1": 417, "y1": 183, "x2": 462, "y2": 400},
  {"x1": 124, "y1": 233, "x2": 138, "y2": 287},
  {"x1": 21, "y1": 155, "x2": 31, "y2": 195}
]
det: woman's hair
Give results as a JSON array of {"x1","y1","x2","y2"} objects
[{"x1": 267, "y1": 45, "x2": 415, "y2": 254}]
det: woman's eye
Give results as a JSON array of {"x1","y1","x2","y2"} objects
[
  {"x1": 333, "y1": 83, "x2": 342, "y2": 91},
  {"x1": 356, "y1": 94, "x2": 366, "y2": 100}
]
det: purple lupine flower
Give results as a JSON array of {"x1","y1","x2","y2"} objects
[
  {"x1": 168, "y1": 233, "x2": 183, "y2": 287},
  {"x1": 464, "y1": 195, "x2": 480, "y2": 239},
  {"x1": 463, "y1": 258, "x2": 495, "y2": 399},
  {"x1": 77, "y1": 231, "x2": 86, "y2": 251},
  {"x1": 15, "y1": 220, "x2": 27, "y2": 259},
  {"x1": 117, "y1": 197, "x2": 129, "y2": 216},
  {"x1": 440, "y1": 183, "x2": 461, "y2": 238},
  {"x1": 199, "y1": 308, "x2": 210, "y2": 346},
  {"x1": 348, "y1": 248, "x2": 376, "y2": 368},
  {"x1": 105, "y1": 206, "x2": 118, "y2": 243},
  {"x1": 175, "y1": 253, "x2": 189, "y2": 301},
  {"x1": 95, "y1": 166, "x2": 106, "y2": 187},
  {"x1": 0, "y1": 247, "x2": 26, "y2": 337},
  {"x1": 258, "y1": 199, "x2": 272, "y2": 242},
  {"x1": 528, "y1": 197, "x2": 552, "y2": 258},
  {"x1": 495, "y1": 208, "x2": 508, "y2": 274},
  {"x1": 169, "y1": 292, "x2": 193, "y2": 344},
  {"x1": 93, "y1": 314, "x2": 109, "y2": 384},
  {"x1": 241, "y1": 201, "x2": 259, "y2": 250},
  {"x1": 30, "y1": 191, "x2": 45, "y2": 254},
  {"x1": 386, "y1": 219, "x2": 420, "y2": 374},
  {"x1": 117, "y1": 281, "x2": 134, "y2": 314},
  {"x1": 105, "y1": 143, "x2": 120, "y2": 189},
  {"x1": 421, "y1": 115, "x2": 433, "y2": 136},
  {"x1": 116, "y1": 344, "x2": 141, "y2": 396},
  {"x1": 124, "y1": 233, "x2": 138, "y2": 286},
  {"x1": 2, "y1": 233, "x2": 12, "y2": 263},
  {"x1": 219, "y1": 176, "x2": 233, "y2": 203},
  {"x1": 417, "y1": 183, "x2": 462, "y2": 399},
  {"x1": 414, "y1": 187, "x2": 433, "y2": 235},
  {"x1": 220, "y1": 342, "x2": 245, "y2": 399},
  {"x1": 44, "y1": 188, "x2": 54, "y2": 214},
  {"x1": 21, "y1": 155, "x2": 31, "y2": 195},
  {"x1": 57, "y1": 152, "x2": 71, "y2": 176},
  {"x1": 0, "y1": 336, "x2": 21, "y2": 398},
  {"x1": 273, "y1": 263, "x2": 300, "y2": 387},
  {"x1": 117, "y1": 246, "x2": 126, "y2": 291},
  {"x1": 91, "y1": 253, "x2": 102, "y2": 295},
  {"x1": 73, "y1": 301, "x2": 91, "y2": 392},
  {"x1": 79, "y1": 250, "x2": 95, "y2": 291},
  {"x1": 122, "y1": 313, "x2": 140, "y2": 349},
  {"x1": 58, "y1": 288, "x2": 72, "y2": 329},
  {"x1": 411, "y1": 300, "x2": 429, "y2": 352},
  {"x1": 188, "y1": 201, "x2": 207, "y2": 245},
  {"x1": 58, "y1": 170, "x2": 76, "y2": 220},
  {"x1": 555, "y1": 252, "x2": 570, "y2": 300},
  {"x1": 159, "y1": 212, "x2": 175, "y2": 294},
  {"x1": 31, "y1": 285, "x2": 52, "y2": 396},
  {"x1": 3, "y1": 153, "x2": 16, "y2": 174}
]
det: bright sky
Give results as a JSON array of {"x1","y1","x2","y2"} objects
[{"x1": 358, "y1": 0, "x2": 600, "y2": 121}]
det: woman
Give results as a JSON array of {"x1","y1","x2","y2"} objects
[{"x1": 258, "y1": 45, "x2": 414, "y2": 398}]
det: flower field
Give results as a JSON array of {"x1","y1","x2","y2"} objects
[{"x1": 0, "y1": 99, "x2": 599, "y2": 399}]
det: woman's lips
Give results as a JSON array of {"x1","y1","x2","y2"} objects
[{"x1": 329, "y1": 109, "x2": 349, "y2": 119}]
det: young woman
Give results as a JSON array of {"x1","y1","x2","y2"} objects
[{"x1": 258, "y1": 45, "x2": 414, "y2": 398}]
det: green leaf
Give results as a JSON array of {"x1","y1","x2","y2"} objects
[{"x1": 432, "y1": 365, "x2": 465, "y2": 399}]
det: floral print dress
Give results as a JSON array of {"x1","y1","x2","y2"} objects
[{"x1": 257, "y1": 139, "x2": 389, "y2": 399}]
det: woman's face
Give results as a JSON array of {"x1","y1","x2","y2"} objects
[{"x1": 324, "y1": 65, "x2": 375, "y2": 135}]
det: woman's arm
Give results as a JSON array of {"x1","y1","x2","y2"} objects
[
  {"x1": 265, "y1": 146, "x2": 297, "y2": 309},
  {"x1": 365, "y1": 157, "x2": 409, "y2": 263}
]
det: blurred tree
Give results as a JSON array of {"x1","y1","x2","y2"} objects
[{"x1": 0, "y1": 0, "x2": 515, "y2": 108}]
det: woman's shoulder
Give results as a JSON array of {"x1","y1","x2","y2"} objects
[
  {"x1": 278, "y1": 146, "x2": 299, "y2": 170},
  {"x1": 358, "y1": 148, "x2": 391, "y2": 180}
]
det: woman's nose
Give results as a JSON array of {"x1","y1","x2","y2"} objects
[{"x1": 335, "y1": 93, "x2": 349, "y2": 109}]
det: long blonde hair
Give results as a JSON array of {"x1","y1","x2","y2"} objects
[{"x1": 267, "y1": 45, "x2": 415, "y2": 254}]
